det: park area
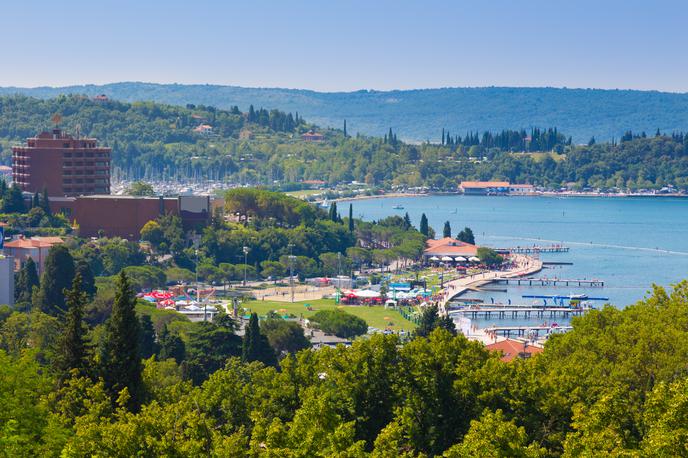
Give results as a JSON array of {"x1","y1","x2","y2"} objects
[{"x1": 241, "y1": 298, "x2": 417, "y2": 332}]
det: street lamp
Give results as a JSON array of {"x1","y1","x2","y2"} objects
[{"x1": 242, "y1": 246, "x2": 249, "y2": 286}]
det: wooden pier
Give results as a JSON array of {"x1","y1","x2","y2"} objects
[
  {"x1": 494, "y1": 277, "x2": 604, "y2": 287},
  {"x1": 450, "y1": 305, "x2": 590, "y2": 320},
  {"x1": 496, "y1": 245, "x2": 569, "y2": 254}
]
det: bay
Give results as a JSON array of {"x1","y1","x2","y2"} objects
[{"x1": 341, "y1": 195, "x2": 688, "y2": 325}]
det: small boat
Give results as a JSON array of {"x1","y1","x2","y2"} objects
[{"x1": 392, "y1": 204, "x2": 404, "y2": 210}]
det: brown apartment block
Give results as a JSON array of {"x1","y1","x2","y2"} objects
[{"x1": 12, "y1": 128, "x2": 110, "y2": 197}]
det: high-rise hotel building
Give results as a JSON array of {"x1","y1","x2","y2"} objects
[{"x1": 12, "y1": 128, "x2": 110, "y2": 196}]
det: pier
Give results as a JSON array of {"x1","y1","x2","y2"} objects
[
  {"x1": 450, "y1": 305, "x2": 590, "y2": 320},
  {"x1": 485, "y1": 325, "x2": 573, "y2": 337},
  {"x1": 496, "y1": 245, "x2": 569, "y2": 254},
  {"x1": 494, "y1": 277, "x2": 604, "y2": 287}
]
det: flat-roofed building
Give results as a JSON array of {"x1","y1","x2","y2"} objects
[{"x1": 12, "y1": 128, "x2": 110, "y2": 197}]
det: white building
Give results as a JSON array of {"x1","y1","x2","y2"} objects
[{"x1": 0, "y1": 255, "x2": 14, "y2": 307}]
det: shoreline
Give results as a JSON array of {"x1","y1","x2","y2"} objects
[{"x1": 329, "y1": 191, "x2": 687, "y2": 203}]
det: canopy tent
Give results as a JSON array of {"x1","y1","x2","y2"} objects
[
  {"x1": 354, "y1": 289, "x2": 381, "y2": 298},
  {"x1": 454, "y1": 256, "x2": 467, "y2": 262},
  {"x1": 441, "y1": 256, "x2": 454, "y2": 261},
  {"x1": 469, "y1": 256, "x2": 481, "y2": 262}
]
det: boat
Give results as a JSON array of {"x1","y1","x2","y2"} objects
[{"x1": 392, "y1": 204, "x2": 404, "y2": 210}]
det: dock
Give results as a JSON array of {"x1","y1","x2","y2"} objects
[
  {"x1": 484, "y1": 325, "x2": 573, "y2": 337},
  {"x1": 496, "y1": 245, "x2": 569, "y2": 254},
  {"x1": 495, "y1": 277, "x2": 604, "y2": 287},
  {"x1": 450, "y1": 305, "x2": 590, "y2": 320}
]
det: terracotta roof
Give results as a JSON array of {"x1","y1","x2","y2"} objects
[
  {"x1": 423, "y1": 237, "x2": 478, "y2": 256},
  {"x1": 485, "y1": 339, "x2": 543, "y2": 362},
  {"x1": 460, "y1": 181, "x2": 510, "y2": 188},
  {"x1": 5, "y1": 236, "x2": 64, "y2": 249}
]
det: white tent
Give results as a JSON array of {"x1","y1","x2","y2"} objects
[
  {"x1": 469, "y1": 256, "x2": 481, "y2": 262},
  {"x1": 441, "y1": 256, "x2": 454, "y2": 261},
  {"x1": 454, "y1": 256, "x2": 467, "y2": 262},
  {"x1": 429, "y1": 256, "x2": 440, "y2": 261},
  {"x1": 355, "y1": 289, "x2": 381, "y2": 298}
]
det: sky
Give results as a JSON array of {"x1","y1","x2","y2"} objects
[{"x1": 1, "y1": 0, "x2": 687, "y2": 93}]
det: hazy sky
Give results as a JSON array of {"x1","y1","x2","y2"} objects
[{"x1": 2, "y1": 0, "x2": 686, "y2": 92}]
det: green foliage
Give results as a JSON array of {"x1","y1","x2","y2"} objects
[
  {"x1": 443, "y1": 220, "x2": 452, "y2": 238},
  {"x1": 126, "y1": 180, "x2": 156, "y2": 196},
  {"x1": 477, "y1": 247, "x2": 503, "y2": 267},
  {"x1": 121, "y1": 265, "x2": 166, "y2": 291},
  {"x1": 416, "y1": 304, "x2": 457, "y2": 338},
  {"x1": 184, "y1": 316, "x2": 241, "y2": 384},
  {"x1": 33, "y1": 244, "x2": 75, "y2": 315},
  {"x1": 419, "y1": 213, "x2": 429, "y2": 237},
  {"x1": 100, "y1": 271, "x2": 143, "y2": 410},
  {"x1": 138, "y1": 314, "x2": 158, "y2": 360},
  {"x1": 242, "y1": 313, "x2": 276, "y2": 367},
  {"x1": 14, "y1": 257, "x2": 39, "y2": 308},
  {"x1": 309, "y1": 309, "x2": 368, "y2": 338},
  {"x1": 456, "y1": 227, "x2": 475, "y2": 245},
  {"x1": 261, "y1": 318, "x2": 311, "y2": 356},
  {"x1": 56, "y1": 272, "x2": 89, "y2": 378}
]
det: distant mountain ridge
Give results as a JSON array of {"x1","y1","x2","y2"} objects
[{"x1": 1, "y1": 82, "x2": 687, "y2": 142}]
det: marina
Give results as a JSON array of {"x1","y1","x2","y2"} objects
[
  {"x1": 494, "y1": 277, "x2": 604, "y2": 287},
  {"x1": 497, "y1": 245, "x2": 570, "y2": 254}
]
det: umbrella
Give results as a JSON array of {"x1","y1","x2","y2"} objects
[
  {"x1": 454, "y1": 256, "x2": 467, "y2": 262},
  {"x1": 429, "y1": 256, "x2": 440, "y2": 261},
  {"x1": 355, "y1": 289, "x2": 381, "y2": 298},
  {"x1": 441, "y1": 256, "x2": 454, "y2": 261},
  {"x1": 469, "y1": 256, "x2": 481, "y2": 262}
]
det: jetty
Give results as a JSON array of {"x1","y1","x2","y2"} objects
[
  {"x1": 450, "y1": 305, "x2": 590, "y2": 320},
  {"x1": 496, "y1": 245, "x2": 569, "y2": 254},
  {"x1": 494, "y1": 277, "x2": 604, "y2": 287},
  {"x1": 485, "y1": 325, "x2": 573, "y2": 337}
]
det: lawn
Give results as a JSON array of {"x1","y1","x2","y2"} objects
[
  {"x1": 241, "y1": 298, "x2": 417, "y2": 332},
  {"x1": 284, "y1": 189, "x2": 323, "y2": 199}
]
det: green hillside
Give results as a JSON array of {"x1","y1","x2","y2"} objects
[{"x1": 2, "y1": 82, "x2": 687, "y2": 142}]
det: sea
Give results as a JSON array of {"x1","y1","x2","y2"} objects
[{"x1": 340, "y1": 195, "x2": 688, "y2": 328}]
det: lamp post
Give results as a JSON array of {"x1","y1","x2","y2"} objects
[
  {"x1": 242, "y1": 246, "x2": 249, "y2": 286},
  {"x1": 288, "y1": 243, "x2": 295, "y2": 303}
]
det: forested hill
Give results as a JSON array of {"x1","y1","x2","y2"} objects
[{"x1": 2, "y1": 82, "x2": 688, "y2": 142}]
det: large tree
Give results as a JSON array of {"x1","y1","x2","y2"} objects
[
  {"x1": 33, "y1": 245, "x2": 75, "y2": 315},
  {"x1": 242, "y1": 312, "x2": 276, "y2": 366},
  {"x1": 419, "y1": 213, "x2": 429, "y2": 238},
  {"x1": 443, "y1": 221, "x2": 452, "y2": 238},
  {"x1": 100, "y1": 271, "x2": 143, "y2": 410},
  {"x1": 75, "y1": 259, "x2": 97, "y2": 299},
  {"x1": 14, "y1": 257, "x2": 39, "y2": 308},
  {"x1": 56, "y1": 272, "x2": 89, "y2": 378},
  {"x1": 456, "y1": 227, "x2": 475, "y2": 245}
]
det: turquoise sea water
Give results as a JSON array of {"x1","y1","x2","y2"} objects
[{"x1": 341, "y1": 195, "x2": 688, "y2": 325}]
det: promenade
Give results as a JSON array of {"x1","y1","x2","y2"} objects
[{"x1": 438, "y1": 254, "x2": 543, "y2": 316}]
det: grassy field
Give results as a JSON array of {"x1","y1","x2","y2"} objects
[
  {"x1": 241, "y1": 298, "x2": 417, "y2": 332},
  {"x1": 284, "y1": 189, "x2": 323, "y2": 199}
]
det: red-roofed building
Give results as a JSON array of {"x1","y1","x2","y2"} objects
[
  {"x1": 301, "y1": 131, "x2": 324, "y2": 141},
  {"x1": 423, "y1": 237, "x2": 478, "y2": 260},
  {"x1": 485, "y1": 339, "x2": 543, "y2": 362},
  {"x1": 193, "y1": 124, "x2": 213, "y2": 135},
  {"x1": 4, "y1": 236, "x2": 64, "y2": 274},
  {"x1": 460, "y1": 181, "x2": 511, "y2": 195}
]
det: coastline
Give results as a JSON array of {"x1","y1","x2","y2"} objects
[{"x1": 330, "y1": 191, "x2": 687, "y2": 202}]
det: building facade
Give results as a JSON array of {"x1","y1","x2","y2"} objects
[
  {"x1": 0, "y1": 255, "x2": 14, "y2": 306},
  {"x1": 4, "y1": 236, "x2": 64, "y2": 275},
  {"x1": 12, "y1": 128, "x2": 111, "y2": 197}
]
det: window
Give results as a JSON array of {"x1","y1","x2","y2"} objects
[
  {"x1": 75, "y1": 152, "x2": 83, "y2": 158},
  {"x1": 63, "y1": 142, "x2": 70, "y2": 148},
  {"x1": 63, "y1": 170, "x2": 72, "y2": 175},
  {"x1": 86, "y1": 152, "x2": 94, "y2": 158},
  {"x1": 63, "y1": 179, "x2": 72, "y2": 184},
  {"x1": 95, "y1": 170, "x2": 106, "y2": 175},
  {"x1": 63, "y1": 152, "x2": 72, "y2": 158},
  {"x1": 64, "y1": 162, "x2": 72, "y2": 166}
]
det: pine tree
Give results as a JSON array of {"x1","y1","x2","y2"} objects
[
  {"x1": 158, "y1": 324, "x2": 186, "y2": 364},
  {"x1": 348, "y1": 204, "x2": 354, "y2": 232},
  {"x1": 33, "y1": 245, "x2": 75, "y2": 315},
  {"x1": 57, "y1": 272, "x2": 89, "y2": 377},
  {"x1": 101, "y1": 271, "x2": 143, "y2": 411},
  {"x1": 242, "y1": 313, "x2": 276, "y2": 366},
  {"x1": 41, "y1": 186, "x2": 51, "y2": 216},
  {"x1": 75, "y1": 259, "x2": 97, "y2": 299},
  {"x1": 138, "y1": 315, "x2": 158, "y2": 359},
  {"x1": 457, "y1": 227, "x2": 475, "y2": 245},
  {"x1": 14, "y1": 257, "x2": 39, "y2": 307},
  {"x1": 420, "y1": 213, "x2": 429, "y2": 238},
  {"x1": 443, "y1": 221, "x2": 452, "y2": 238},
  {"x1": 3, "y1": 184, "x2": 25, "y2": 213}
]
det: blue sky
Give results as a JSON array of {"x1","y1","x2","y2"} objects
[{"x1": 1, "y1": 0, "x2": 686, "y2": 92}]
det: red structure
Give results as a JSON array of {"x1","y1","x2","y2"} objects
[{"x1": 12, "y1": 128, "x2": 110, "y2": 197}]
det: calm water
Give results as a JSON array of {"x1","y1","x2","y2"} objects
[{"x1": 342, "y1": 195, "x2": 688, "y2": 326}]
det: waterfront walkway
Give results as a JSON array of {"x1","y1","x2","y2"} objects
[{"x1": 438, "y1": 254, "x2": 543, "y2": 316}]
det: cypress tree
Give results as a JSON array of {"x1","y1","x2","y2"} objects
[
  {"x1": 14, "y1": 257, "x2": 39, "y2": 307},
  {"x1": 101, "y1": 271, "x2": 143, "y2": 411},
  {"x1": 33, "y1": 245, "x2": 75, "y2": 315},
  {"x1": 242, "y1": 313, "x2": 276, "y2": 366},
  {"x1": 75, "y1": 259, "x2": 97, "y2": 299},
  {"x1": 3, "y1": 184, "x2": 25, "y2": 213},
  {"x1": 348, "y1": 204, "x2": 354, "y2": 232},
  {"x1": 328, "y1": 202, "x2": 339, "y2": 223},
  {"x1": 158, "y1": 324, "x2": 186, "y2": 364},
  {"x1": 343, "y1": 119, "x2": 347, "y2": 137},
  {"x1": 138, "y1": 314, "x2": 158, "y2": 359},
  {"x1": 403, "y1": 212, "x2": 412, "y2": 230},
  {"x1": 41, "y1": 186, "x2": 51, "y2": 215},
  {"x1": 420, "y1": 213, "x2": 429, "y2": 238},
  {"x1": 443, "y1": 221, "x2": 452, "y2": 238},
  {"x1": 32, "y1": 192, "x2": 40, "y2": 209},
  {"x1": 57, "y1": 272, "x2": 88, "y2": 377}
]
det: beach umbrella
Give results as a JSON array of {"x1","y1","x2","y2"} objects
[
  {"x1": 441, "y1": 256, "x2": 454, "y2": 261},
  {"x1": 454, "y1": 256, "x2": 467, "y2": 262},
  {"x1": 469, "y1": 256, "x2": 481, "y2": 262},
  {"x1": 429, "y1": 256, "x2": 440, "y2": 261}
]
